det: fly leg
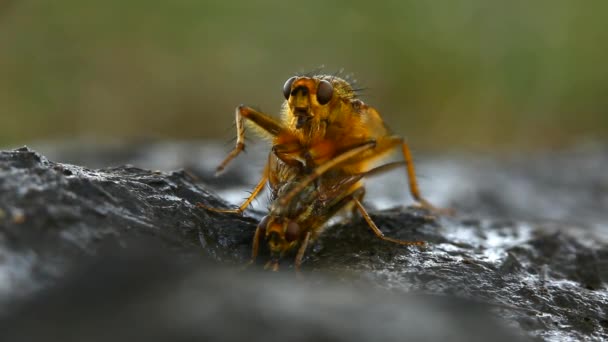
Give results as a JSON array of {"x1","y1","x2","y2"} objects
[
  {"x1": 347, "y1": 161, "x2": 412, "y2": 217},
  {"x1": 242, "y1": 224, "x2": 264, "y2": 269},
  {"x1": 216, "y1": 105, "x2": 284, "y2": 175},
  {"x1": 350, "y1": 187, "x2": 365, "y2": 217},
  {"x1": 278, "y1": 137, "x2": 450, "y2": 213},
  {"x1": 372, "y1": 135, "x2": 451, "y2": 214},
  {"x1": 203, "y1": 105, "x2": 284, "y2": 214},
  {"x1": 346, "y1": 185, "x2": 425, "y2": 246},
  {"x1": 197, "y1": 167, "x2": 267, "y2": 215},
  {"x1": 350, "y1": 163, "x2": 428, "y2": 246},
  {"x1": 352, "y1": 198, "x2": 425, "y2": 246},
  {"x1": 278, "y1": 140, "x2": 378, "y2": 206},
  {"x1": 294, "y1": 231, "x2": 311, "y2": 273}
]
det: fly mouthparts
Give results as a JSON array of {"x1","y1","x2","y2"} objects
[{"x1": 295, "y1": 113, "x2": 311, "y2": 128}]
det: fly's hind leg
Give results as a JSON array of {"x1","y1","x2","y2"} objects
[
  {"x1": 348, "y1": 161, "x2": 410, "y2": 217},
  {"x1": 373, "y1": 136, "x2": 452, "y2": 215},
  {"x1": 352, "y1": 196, "x2": 425, "y2": 247},
  {"x1": 216, "y1": 105, "x2": 284, "y2": 175},
  {"x1": 349, "y1": 162, "x2": 433, "y2": 246},
  {"x1": 350, "y1": 187, "x2": 365, "y2": 217},
  {"x1": 278, "y1": 136, "x2": 450, "y2": 214}
]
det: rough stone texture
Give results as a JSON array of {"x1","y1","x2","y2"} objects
[
  {"x1": 0, "y1": 144, "x2": 607, "y2": 341},
  {"x1": 0, "y1": 147, "x2": 255, "y2": 303}
]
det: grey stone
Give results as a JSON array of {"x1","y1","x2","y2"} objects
[{"x1": 0, "y1": 144, "x2": 606, "y2": 341}]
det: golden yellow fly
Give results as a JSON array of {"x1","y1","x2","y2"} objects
[{"x1": 199, "y1": 73, "x2": 442, "y2": 270}]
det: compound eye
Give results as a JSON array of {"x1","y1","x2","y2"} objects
[
  {"x1": 258, "y1": 215, "x2": 271, "y2": 233},
  {"x1": 285, "y1": 221, "x2": 301, "y2": 242},
  {"x1": 316, "y1": 80, "x2": 333, "y2": 105},
  {"x1": 283, "y1": 76, "x2": 297, "y2": 100}
]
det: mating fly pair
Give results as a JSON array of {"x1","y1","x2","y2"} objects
[{"x1": 199, "y1": 73, "x2": 440, "y2": 271}]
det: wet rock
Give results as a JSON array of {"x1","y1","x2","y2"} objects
[
  {"x1": 0, "y1": 145, "x2": 606, "y2": 341},
  {"x1": 0, "y1": 147, "x2": 255, "y2": 304},
  {"x1": 0, "y1": 248, "x2": 526, "y2": 342}
]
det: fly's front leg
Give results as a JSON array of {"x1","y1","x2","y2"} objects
[
  {"x1": 241, "y1": 224, "x2": 264, "y2": 270},
  {"x1": 197, "y1": 166, "x2": 268, "y2": 215},
  {"x1": 250, "y1": 224, "x2": 263, "y2": 264},
  {"x1": 294, "y1": 231, "x2": 311, "y2": 273},
  {"x1": 216, "y1": 105, "x2": 284, "y2": 175}
]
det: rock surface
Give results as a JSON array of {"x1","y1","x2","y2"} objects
[{"x1": 0, "y1": 144, "x2": 607, "y2": 341}]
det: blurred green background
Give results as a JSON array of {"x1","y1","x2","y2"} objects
[{"x1": 1, "y1": 0, "x2": 607, "y2": 151}]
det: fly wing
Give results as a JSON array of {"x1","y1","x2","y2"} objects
[
  {"x1": 317, "y1": 173, "x2": 364, "y2": 206},
  {"x1": 316, "y1": 161, "x2": 408, "y2": 207}
]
